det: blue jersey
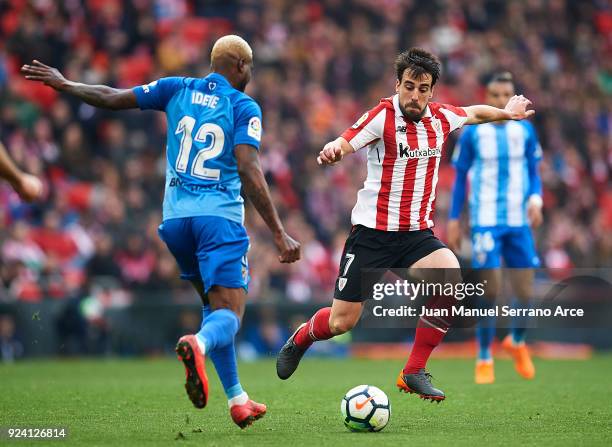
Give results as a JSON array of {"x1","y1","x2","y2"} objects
[
  {"x1": 133, "y1": 73, "x2": 263, "y2": 223},
  {"x1": 450, "y1": 121, "x2": 542, "y2": 228}
]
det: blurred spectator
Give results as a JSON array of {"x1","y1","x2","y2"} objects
[
  {"x1": 114, "y1": 232, "x2": 156, "y2": 288},
  {"x1": 241, "y1": 306, "x2": 289, "y2": 357},
  {"x1": 0, "y1": 314, "x2": 23, "y2": 362}
]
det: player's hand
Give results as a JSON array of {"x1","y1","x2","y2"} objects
[
  {"x1": 317, "y1": 141, "x2": 343, "y2": 165},
  {"x1": 11, "y1": 173, "x2": 43, "y2": 202},
  {"x1": 446, "y1": 219, "x2": 462, "y2": 252},
  {"x1": 21, "y1": 60, "x2": 68, "y2": 90},
  {"x1": 504, "y1": 95, "x2": 535, "y2": 120},
  {"x1": 274, "y1": 231, "x2": 301, "y2": 263},
  {"x1": 527, "y1": 202, "x2": 543, "y2": 228}
]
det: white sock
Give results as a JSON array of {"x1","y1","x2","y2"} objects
[
  {"x1": 195, "y1": 334, "x2": 206, "y2": 355},
  {"x1": 228, "y1": 391, "x2": 249, "y2": 408}
]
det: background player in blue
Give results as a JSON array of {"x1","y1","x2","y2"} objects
[
  {"x1": 21, "y1": 35, "x2": 301, "y2": 428},
  {"x1": 447, "y1": 72, "x2": 543, "y2": 384}
]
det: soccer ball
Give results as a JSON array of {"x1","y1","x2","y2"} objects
[{"x1": 340, "y1": 385, "x2": 390, "y2": 432}]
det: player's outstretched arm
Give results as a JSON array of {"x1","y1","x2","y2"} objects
[
  {"x1": 235, "y1": 144, "x2": 301, "y2": 263},
  {"x1": 21, "y1": 60, "x2": 138, "y2": 110},
  {"x1": 463, "y1": 95, "x2": 534, "y2": 125},
  {"x1": 0, "y1": 142, "x2": 43, "y2": 202},
  {"x1": 317, "y1": 137, "x2": 354, "y2": 165}
]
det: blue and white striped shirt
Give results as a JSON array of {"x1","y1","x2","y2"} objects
[{"x1": 450, "y1": 121, "x2": 542, "y2": 227}]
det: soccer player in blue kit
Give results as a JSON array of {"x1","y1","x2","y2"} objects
[
  {"x1": 22, "y1": 35, "x2": 301, "y2": 428},
  {"x1": 447, "y1": 72, "x2": 543, "y2": 384}
]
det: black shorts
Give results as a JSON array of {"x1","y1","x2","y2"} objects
[{"x1": 334, "y1": 225, "x2": 446, "y2": 302}]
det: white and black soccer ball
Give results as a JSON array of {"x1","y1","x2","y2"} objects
[{"x1": 340, "y1": 385, "x2": 390, "y2": 432}]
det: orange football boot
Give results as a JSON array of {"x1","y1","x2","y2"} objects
[
  {"x1": 475, "y1": 360, "x2": 495, "y2": 384},
  {"x1": 502, "y1": 335, "x2": 535, "y2": 380},
  {"x1": 230, "y1": 399, "x2": 267, "y2": 429},
  {"x1": 176, "y1": 335, "x2": 209, "y2": 408}
]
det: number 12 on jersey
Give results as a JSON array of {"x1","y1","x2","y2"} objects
[{"x1": 175, "y1": 115, "x2": 225, "y2": 180}]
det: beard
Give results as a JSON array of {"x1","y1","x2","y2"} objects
[{"x1": 400, "y1": 102, "x2": 427, "y2": 122}]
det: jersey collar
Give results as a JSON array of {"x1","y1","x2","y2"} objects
[
  {"x1": 393, "y1": 94, "x2": 432, "y2": 121},
  {"x1": 207, "y1": 72, "x2": 232, "y2": 89}
]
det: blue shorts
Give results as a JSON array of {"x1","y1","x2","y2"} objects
[
  {"x1": 471, "y1": 225, "x2": 540, "y2": 268},
  {"x1": 158, "y1": 216, "x2": 250, "y2": 293}
]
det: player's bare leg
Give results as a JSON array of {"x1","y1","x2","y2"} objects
[
  {"x1": 210, "y1": 286, "x2": 267, "y2": 429},
  {"x1": 397, "y1": 248, "x2": 460, "y2": 402},
  {"x1": 501, "y1": 269, "x2": 536, "y2": 380},
  {"x1": 276, "y1": 299, "x2": 363, "y2": 380},
  {"x1": 177, "y1": 284, "x2": 265, "y2": 428}
]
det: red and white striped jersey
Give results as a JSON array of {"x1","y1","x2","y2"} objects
[{"x1": 341, "y1": 94, "x2": 468, "y2": 231}]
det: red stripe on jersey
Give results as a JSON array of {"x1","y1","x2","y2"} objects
[
  {"x1": 406, "y1": 119, "x2": 420, "y2": 149},
  {"x1": 432, "y1": 106, "x2": 451, "y2": 140},
  {"x1": 398, "y1": 120, "x2": 419, "y2": 231},
  {"x1": 418, "y1": 119, "x2": 438, "y2": 229},
  {"x1": 418, "y1": 159, "x2": 437, "y2": 229},
  {"x1": 341, "y1": 102, "x2": 386, "y2": 144},
  {"x1": 423, "y1": 117, "x2": 438, "y2": 147},
  {"x1": 375, "y1": 107, "x2": 398, "y2": 230}
]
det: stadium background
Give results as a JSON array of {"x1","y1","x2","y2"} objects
[{"x1": 0, "y1": 0, "x2": 610, "y2": 361}]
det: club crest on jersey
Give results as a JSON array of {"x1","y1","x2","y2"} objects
[
  {"x1": 351, "y1": 112, "x2": 369, "y2": 129},
  {"x1": 208, "y1": 81, "x2": 217, "y2": 90},
  {"x1": 430, "y1": 117, "x2": 442, "y2": 133},
  {"x1": 338, "y1": 277, "x2": 347, "y2": 291}
]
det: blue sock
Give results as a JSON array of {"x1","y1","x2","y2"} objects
[
  {"x1": 201, "y1": 306, "x2": 244, "y2": 400},
  {"x1": 197, "y1": 308, "x2": 239, "y2": 353},
  {"x1": 476, "y1": 299, "x2": 496, "y2": 361},
  {"x1": 510, "y1": 298, "x2": 529, "y2": 345},
  {"x1": 476, "y1": 322, "x2": 496, "y2": 361}
]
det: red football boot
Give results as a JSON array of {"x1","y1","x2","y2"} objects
[
  {"x1": 175, "y1": 335, "x2": 209, "y2": 409},
  {"x1": 230, "y1": 399, "x2": 267, "y2": 429}
]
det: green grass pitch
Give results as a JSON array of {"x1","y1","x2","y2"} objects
[{"x1": 2, "y1": 356, "x2": 612, "y2": 446}]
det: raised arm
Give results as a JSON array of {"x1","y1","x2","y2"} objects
[
  {"x1": 235, "y1": 144, "x2": 301, "y2": 263},
  {"x1": 463, "y1": 94, "x2": 534, "y2": 125},
  {"x1": 0, "y1": 142, "x2": 42, "y2": 202},
  {"x1": 21, "y1": 60, "x2": 138, "y2": 110}
]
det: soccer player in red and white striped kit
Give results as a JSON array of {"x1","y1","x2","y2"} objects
[{"x1": 277, "y1": 48, "x2": 534, "y2": 401}]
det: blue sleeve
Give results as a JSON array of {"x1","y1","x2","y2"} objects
[
  {"x1": 449, "y1": 128, "x2": 474, "y2": 219},
  {"x1": 452, "y1": 127, "x2": 475, "y2": 172},
  {"x1": 525, "y1": 123, "x2": 543, "y2": 197},
  {"x1": 132, "y1": 77, "x2": 184, "y2": 111},
  {"x1": 234, "y1": 98, "x2": 263, "y2": 150}
]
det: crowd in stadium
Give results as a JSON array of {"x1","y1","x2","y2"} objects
[{"x1": 0, "y1": 0, "x2": 610, "y2": 305}]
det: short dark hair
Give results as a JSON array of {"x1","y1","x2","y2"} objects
[
  {"x1": 488, "y1": 71, "x2": 514, "y2": 86},
  {"x1": 395, "y1": 48, "x2": 442, "y2": 85}
]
